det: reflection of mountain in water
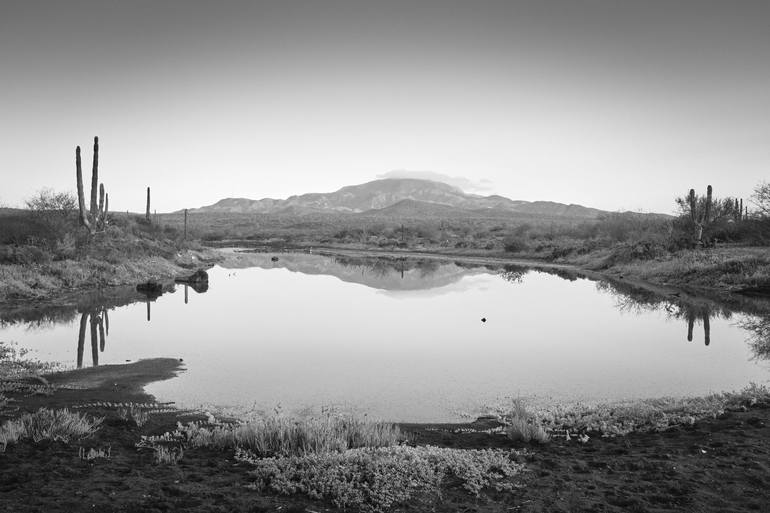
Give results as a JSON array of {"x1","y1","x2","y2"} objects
[
  {"x1": 2, "y1": 252, "x2": 770, "y2": 363},
  {"x1": 222, "y1": 252, "x2": 490, "y2": 292}
]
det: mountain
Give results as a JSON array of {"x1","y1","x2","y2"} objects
[{"x1": 188, "y1": 178, "x2": 606, "y2": 219}]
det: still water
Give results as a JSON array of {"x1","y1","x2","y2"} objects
[{"x1": 2, "y1": 251, "x2": 769, "y2": 422}]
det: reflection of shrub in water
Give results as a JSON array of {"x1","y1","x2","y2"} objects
[
  {"x1": 498, "y1": 264, "x2": 529, "y2": 284},
  {"x1": 741, "y1": 317, "x2": 770, "y2": 360}
]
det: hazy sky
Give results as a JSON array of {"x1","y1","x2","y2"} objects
[{"x1": 1, "y1": 0, "x2": 768, "y2": 213}]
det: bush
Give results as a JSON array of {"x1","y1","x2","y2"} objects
[
  {"x1": 240, "y1": 445, "x2": 525, "y2": 512},
  {"x1": 502, "y1": 235, "x2": 528, "y2": 253}
]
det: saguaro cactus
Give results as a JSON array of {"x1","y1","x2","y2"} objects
[
  {"x1": 75, "y1": 136, "x2": 109, "y2": 233},
  {"x1": 704, "y1": 185, "x2": 712, "y2": 224},
  {"x1": 90, "y1": 137, "x2": 99, "y2": 219},
  {"x1": 75, "y1": 147, "x2": 92, "y2": 231},
  {"x1": 685, "y1": 185, "x2": 714, "y2": 246}
]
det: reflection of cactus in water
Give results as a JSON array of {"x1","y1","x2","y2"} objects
[
  {"x1": 77, "y1": 313, "x2": 88, "y2": 369},
  {"x1": 75, "y1": 307, "x2": 111, "y2": 368},
  {"x1": 90, "y1": 315, "x2": 99, "y2": 366},
  {"x1": 684, "y1": 308, "x2": 711, "y2": 345}
]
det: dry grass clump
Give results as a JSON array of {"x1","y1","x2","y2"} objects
[
  {"x1": 154, "y1": 445, "x2": 184, "y2": 465},
  {"x1": 0, "y1": 408, "x2": 102, "y2": 451},
  {"x1": 117, "y1": 406, "x2": 150, "y2": 427},
  {"x1": 78, "y1": 446, "x2": 111, "y2": 461},
  {"x1": 238, "y1": 445, "x2": 524, "y2": 512},
  {"x1": 503, "y1": 400, "x2": 549, "y2": 443},
  {"x1": 176, "y1": 414, "x2": 401, "y2": 457}
]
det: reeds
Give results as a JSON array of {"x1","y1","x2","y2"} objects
[
  {"x1": 117, "y1": 406, "x2": 150, "y2": 427},
  {"x1": 176, "y1": 414, "x2": 401, "y2": 457},
  {"x1": 503, "y1": 400, "x2": 550, "y2": 444}
]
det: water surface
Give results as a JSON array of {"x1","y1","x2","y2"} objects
[{"x1": 2, "y1": 252, "x2": 769, "y2": 422}]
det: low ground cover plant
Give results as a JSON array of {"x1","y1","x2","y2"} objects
[
  {"x1": 238, "y1": 445, "x2": 525, "y2": 512},
  {"x1": 492, "y1": 384, "x2": 770, "y2": 439}
]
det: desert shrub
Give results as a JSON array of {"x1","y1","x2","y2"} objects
[
  {"x1": 240, "y1": 445, "x2": 524, "y2": 512},
  {"x1": 502, "y1": 235, "x2": 528, "y2": 253},
  {"x1": 0, "y1": 245, "x2": 52, "y2": 265},
  {"x1": 601, "y1": 237, "x2": 669, "y2": 267},
  {"x1": 0, "y1": 408, "x2": 102, "y2": 451}
]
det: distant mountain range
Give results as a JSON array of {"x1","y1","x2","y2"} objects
[{"x1": 188, "y1": 178, "x2": 609, "y2": 219}]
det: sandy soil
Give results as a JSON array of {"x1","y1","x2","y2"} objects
[{"x1": 1, "y1": 361, "x2": 769, "y2": 513}]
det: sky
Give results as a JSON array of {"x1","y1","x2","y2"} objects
[{"x1": 1, "y1": 0, "x2": 768, "y2": 214}]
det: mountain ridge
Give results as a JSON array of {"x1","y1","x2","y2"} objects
[{"x1": 186, "y1": 178, "x2": 608, "y2": 219}]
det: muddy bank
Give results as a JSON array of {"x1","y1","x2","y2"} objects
[
  {"x1": 1, "y1": 359, "x2": 185, "y2": 420},
  {"x1": 2, "y1": 359, "x2": 770, "y2": 512}
]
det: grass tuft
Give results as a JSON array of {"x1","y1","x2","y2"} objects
[
  {"x1": 117, "y1": 406, "x2": 150, "y2": 427},
  {"x1": 173, "y1": 414, "x2": 401, "y2": 457},
  {"x1": 503, "y1": 400, "x2": 550, "y2": 443},
  {"x1": 0, "y1": 408, "x2": 102, "y2": 451}
]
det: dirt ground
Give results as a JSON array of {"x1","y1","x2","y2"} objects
[{"x1": 1, "y1": 360, "x2": 769, "y2": 513}]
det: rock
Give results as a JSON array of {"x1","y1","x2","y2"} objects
[
  {"x1": 271, "y1": 256, "x2": 279, "y2": 262},
  {"x1": 175, "y1": 269, "x2": 209, "y2": 284},
  {"x1": 136, "y1": 281, "x2": 163, "y2": 294}
]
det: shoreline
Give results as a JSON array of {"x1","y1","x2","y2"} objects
[
  {"x1": 2, "y1": 244, "x2": 767, "y2": 309},
  {"x1": 2, "y1": 360, "x2": 769, "y2": 512}
]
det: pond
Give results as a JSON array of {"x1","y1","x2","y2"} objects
[{"x1": 2, "y1": 251, "x2": 769, "y2": 422}]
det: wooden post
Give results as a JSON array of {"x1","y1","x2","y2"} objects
[
  {"x1": 184, "y1": 208, "x2": 188, "y2": 240},
  {"x1": 184, "y1": 284, "x2": 188, "y2": 304},
  {"x1": 146, "y1": 187, "x2": 151, "y2": 222},
  {"x1": 146, "y1": 301, "x2": 151, "y2": 322}
]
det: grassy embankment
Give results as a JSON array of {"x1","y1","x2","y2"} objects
[{"x1": 0, "y1": 209, "x2": 220, "y2": 303}]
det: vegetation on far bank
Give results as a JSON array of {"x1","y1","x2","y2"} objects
[{"x1": 0, "y1": 203, "x2": 218, "y2": 302}]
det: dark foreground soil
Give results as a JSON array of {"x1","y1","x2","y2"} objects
[{"x1": 1, "y1": 361, "x2": 769, "y2": 513}]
